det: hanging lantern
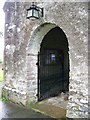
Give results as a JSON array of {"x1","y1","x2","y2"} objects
[{"x1": 26, "y1": 2, "x2": 43, "y2": 19}]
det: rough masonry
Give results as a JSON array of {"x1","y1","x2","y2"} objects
[{"x1": 3, "y1": 0, "x2": 89, "y2": 118}]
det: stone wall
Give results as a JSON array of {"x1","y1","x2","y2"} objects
[
  {"x1": 88, "y1": 1, "x2": 90, "y2": 117},
  {"x1": 3, "y1": 1, "x2": 88, "y2": 118}
]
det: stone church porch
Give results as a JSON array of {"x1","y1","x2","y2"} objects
[{"x1": 3, "y1": 1, "x2": 89, "y2": 118}]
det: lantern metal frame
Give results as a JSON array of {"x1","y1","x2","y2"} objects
[{"x1": 26, "y1": 2, "x2": 43, "y2": 19}]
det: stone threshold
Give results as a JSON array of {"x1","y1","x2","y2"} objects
[
  {"x1": 30, "y1": 93, "x2": 68, "y2": 119},
  {"x1": 31, "y1": 102, "x2": 66, "y2": 119}
]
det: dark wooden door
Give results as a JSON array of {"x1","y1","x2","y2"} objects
[{"x1": 38, "y1": 49, "x2": 64, "y2": 101}]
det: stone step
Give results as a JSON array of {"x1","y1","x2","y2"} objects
[
  {"x1": 30, "y1": 93, "x2": 68, "y2": 118},
  {"x1": 31, "y1": 101, "x2": 66, "y2": 118}
]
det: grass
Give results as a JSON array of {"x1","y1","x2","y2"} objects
[
  {"x1": 0, "y1": 69, "x2": 3, "y2": 82},
  {"x1": 0, "y1": 97, "x2": 7, "y2": 102}
]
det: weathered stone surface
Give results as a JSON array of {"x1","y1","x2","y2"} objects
[{"x1": 3, "y1": 1, "x2": 88, "y2": 118}]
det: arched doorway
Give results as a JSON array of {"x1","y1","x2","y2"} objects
[{"x1": 37, "y1": 27, "x2": 69, "y2": 101}]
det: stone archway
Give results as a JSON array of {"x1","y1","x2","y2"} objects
[
  {"x1": 38, "y1": 27, "x2": 69, "y2": 101},
  {"x1": 26, "y1": 22, "x2": 69, "y2": 103}
]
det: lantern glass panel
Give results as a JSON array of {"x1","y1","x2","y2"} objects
[
  {"x1": 27, "y1": 9, "x2": 33, "y2": 18},
  {"x1": 39, "y1": 10, "x2": 43, "y2": 17},
  {"x1": 33, "y1": 9, "x2": 39, "y2": 18}
]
